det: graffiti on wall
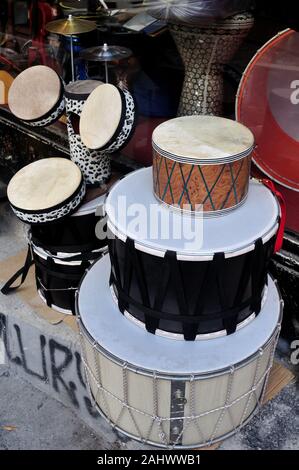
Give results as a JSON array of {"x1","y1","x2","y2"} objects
[{"x1": 0, "y1": 312, "x2": 99, "y2": 419}]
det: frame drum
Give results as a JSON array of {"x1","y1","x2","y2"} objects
[
  {"x1": 7, "y1": 158, "x2": 86, "y2": 224},
  {"x1": 77, "y1": 255, "x2": 283, "y2": 448},
  {"x1": 79, "y1": 83, "x2": 137, "y2": 153},
  {"x1": 65, "y1": 80, "x2": 111, "y2": 187},
  {"x1": 152, "y1": 116, "x2": 254, "y2": 216},
  {"x1": 236, "y1": 29, "x2": 299, "y2": 192},
  {"x1": 106, "y1": 168, "x2": 280, "y2": 340},
  {"x1": 8, "y1": 65, "x2": 65, "y2": 127}
]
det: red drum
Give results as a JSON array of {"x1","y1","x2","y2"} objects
[{"x1": 236, "y1": 29, "x2": 299, "y2": 192}]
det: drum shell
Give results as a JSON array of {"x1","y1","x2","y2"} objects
[
  {"x1": 31, "y1": 209, "x2": 106, "y2": 254},
  {"x1": 152, "y1": 150, "x2": 252, "y2": 216},
  {"x1": 33, "y1": 248, "x2": 96, "y2": 314},
  {"x1": 79, "y1": 313, "x2": 279, "y2": 447},
  {"x1": 108, "y1": 233, "x2": 276, "y2": 338}
]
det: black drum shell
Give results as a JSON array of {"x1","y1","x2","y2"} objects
[
  {"x1": 33, "y1": 250, "x2": 92, "y2": 314},
  {"x1": 109, "y1": 235, "x2": 276, "y2": 337},
  {"x1": 31, "y1": 211, "x2": 106, "y2": 254}
]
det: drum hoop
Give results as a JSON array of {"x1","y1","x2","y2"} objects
[
  {"x1": 19, "y1": 75, "x2": 65, "y2": 124},
  {"x1": 75, "y1": 268, "x2": 283, "y2": 380},
  {"x1": 106, "y1": 218, "x2": 279, "y2": 261},
  {"x1": 152, "y1": 190, "x2": 248, "y2": 218},
  {"x1": 152, "y1": 141, "x2": 254, "y2": 165},
  {"x1": 235, "y1": 28, "x2": 299, "y2": 191},
  {"x1": 9, "y1": 176, "x2": 85, "y2": 216},
  {"x1": 32, "y1": 242, "x2": 106, "y2": 265}
]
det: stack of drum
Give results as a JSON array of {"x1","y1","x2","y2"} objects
[
  {"x1": 76, "y1": 115, "x2": 285, "y2": 448},
  {"x1": 3, "y1": 65, "x2": 137, "y2": 314}
]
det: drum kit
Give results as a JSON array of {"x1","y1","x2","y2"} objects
[{"x1": 1, "y1": 6, "x2": 295, "y2": 448}]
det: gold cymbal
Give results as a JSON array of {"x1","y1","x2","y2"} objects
[{"x1": 46, "y1": 15, "x2": 97, "y2": 36}]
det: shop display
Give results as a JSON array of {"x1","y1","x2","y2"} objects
[
  {"x1": 152, "y1": 116, "x2": 254, "y2": 215},
  {"x1": 8, "y1": 65, "x2": 65, "y2": 127},
  {"x1": 236, "y1": 29, "x2": 299, "y2": 192},
  {"x1": 77, "y1": 254, "x2": 282, "y2": 448},
  {"x1": 79, "y1": 83, "x2": 137, "y2": 153},
  {"x1": 65, "y1": 80, "x2": 111, "y2": 187},
  {"x1": 106, "y1": 167, "x2": 281, "y2": 340},
  {"x1": 7, "y1": 158, "x2": 86, "y2": 224}
]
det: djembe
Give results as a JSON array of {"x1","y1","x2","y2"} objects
[{"x1": 169, "y1": 13, "x2": 254, "y2": 116}]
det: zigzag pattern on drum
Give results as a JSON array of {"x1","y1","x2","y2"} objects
[
  {"x1": 11, "y1": 183, "x2": 86, "y2": 224},
  {"x1": 153, "y1": 153, "x2": 251, "y2": 212}
]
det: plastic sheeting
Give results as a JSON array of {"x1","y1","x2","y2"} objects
[{"x1": 148, "y1": 0, "x2": 253, "y2": 24}]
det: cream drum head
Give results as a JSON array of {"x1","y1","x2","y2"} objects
[
  {"x1": 65, "y1": 80, "x2": 103, "y2": 100},
  {"x1": 7, "y1": 158, "x2": 86, "y2": 224},
  {"x1": 79, "y1": 83, "x2": 137, "y2": 153},
  {"x1": 8, "y1": 65, "x2": 64, "y2": 126},
  {"x1": 77, "y1": 255, "x2": 282, "y2": 448}
]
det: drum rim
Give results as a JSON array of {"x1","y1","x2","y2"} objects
[
  {"x1": 31, "y1": 241, "x2": 106, "y2": 264},
  {"x1": 236, "y1": 28, "x2": 299, "y2": 192},
  {"x1": 80, "y1": 85, "x2": 126, "y2": 151},
  {"x1": 9, "y1": 67, "x2": 64, "y2": 123},
  {"x1": 152, "y1": 116, "x2": 255, "y2": 165},
  {"x1": 152, "y1": 188, "x2": 249, "y2": 218},
  {"x1": 105, "y1": 169, "x2": 280, "y2": 259},
  {"x1": 76, "y1": 262, "x2": 283, "y2": 379},
  {"x1": 8, "y1": 173, "x2": 85, "y2": 216}
]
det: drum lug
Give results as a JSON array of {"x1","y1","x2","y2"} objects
[{"x1": 170, "y1": 381, "x2": 187, "y2": 445}]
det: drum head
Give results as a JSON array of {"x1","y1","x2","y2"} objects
[
  {"x1": 237, "y1": 29, "x2": 299, "y2": 191},
  {"x1": 65, "y1": 80, "x2": 103, "y2": 98},
  {"x1": 8, "y1": 65, "x2": 62, "y2": 121},
  {"x1": 152, "y1": 116, "x2": 254, "y2": 163},
  {"x1": 7, "y1": 158, "x2": 82, "y2": 211},
  {"x1": 80, "y1": 83, "x2": 123, "y2": 150},
  {"x1": 78, "y1": 255, "x2": 281, "y2": 375},
  {"x1": 105, "y1": 168, "x2": 279, "y2": 258}
]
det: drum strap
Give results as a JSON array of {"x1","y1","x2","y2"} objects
[
  {"x1": 34, "y1": 258, "x2": 87, "y2": 281},
  {"x1": 1, "y1": 245, "x2": 34, "y2": 295},
  {"x1": 31, "y1": 235, "x2": 103, "y2": 258}
]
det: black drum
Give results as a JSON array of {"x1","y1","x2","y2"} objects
[{"x1": 105, "y1": 168, "x2": 282, "y2": 341}]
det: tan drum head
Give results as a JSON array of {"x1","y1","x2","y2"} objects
[
  {"x1": 79, "y1": 83, "x2": 123, "y2": 150},
  {"x1": 7, "y1": 158, "x2": 82, "y2": 211},
  {"x1": 152, "y1": 116, "x2": 254, "y2": 162},
  {"x1": 8, "y1": 65, "x2": 62, "y2": 121},
  {"x1": 65, "y1": 80, "x2": 103, "y2": 97}
]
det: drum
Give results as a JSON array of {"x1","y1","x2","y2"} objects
[
  {"x1": 105, "y1": 168, "x2": 281, "y2": 340},
  {"x1": 168, "y1": 13, "x2": 254, "y2": 116},
  {"x1": 33, "y1": 241, "x2": 105, "y2": 315},
  {"x1": 30, "y1": 191, "x2": 108, "y2": 255},
  {"x1": 236, "y1": 29, "x2": 299, "y2": 192},
  {"x1": 8, "y1": 65, "x2": 65, "y2": 127},
  {"x1": 152, "y1": 116, "x2": 254, "y2": 216},
  {"x1": 77, "y1": 254, "x2": 283, "y2": 448},
  {"x1": 65, "y1": 80, "x2": 111, "y2": 187},
  {"x1": 7, "y1": 158, "x2": 86, "y2": 224},
  {"x1": 79, "y1": 83, "x2": 137, "y2": 153}
]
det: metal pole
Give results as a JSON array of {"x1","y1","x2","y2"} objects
[
  {"x1": 104, "y1": 61, "x2": 108, "y2": 83},
  {"x1": 70, "y1": 34, "x2": 75, "y2": 82}
]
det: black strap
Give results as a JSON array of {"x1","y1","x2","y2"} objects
[
  {"x1": 31, "y1": 235, "x2": 101, "y2": 256},
  {"x1": 1, "y1": 246, "x2": 34, "y2": 295},
  {"x1": 34, "y1": 258, "x2": 85, "y2": 281}
]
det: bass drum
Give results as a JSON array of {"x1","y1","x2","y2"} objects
[{"x1": 77, "y1": 254, "x2": 283, "y2": 448}]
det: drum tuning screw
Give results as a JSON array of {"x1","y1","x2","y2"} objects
[{"x1": 171, "y1": 426, "x2": 180, "y2": 436}]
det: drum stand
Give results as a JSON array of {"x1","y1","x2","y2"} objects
[{"x1": 169, "y1": 13, "x2": 254, "y2": 116}]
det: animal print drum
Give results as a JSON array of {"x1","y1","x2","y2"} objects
[
  {"x1": 79, "y1": 83, "x2": 137, "y2": 153},
  {"x1": 152, "y1": 116, "x2": 254, "y2": 216},
  {"x1": 8, "y1": 65, "x2": 65, "y2": 127},
  {"x1": 65, "y1": 80, "x2": 111, "y2": 187},
  {"x1": 77, "y1": 254, "x2": 282, "y2": 448},
  {"x1": 7, "y1": 158, "x2": 86, "y2": 224},
  {"x1": 105, "y1": 168, "x2": 281, "y2": 340}
]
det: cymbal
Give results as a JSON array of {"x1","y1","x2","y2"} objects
[
  {"x1": 46, "y1": 15, "x2": 97, "y2": 36},
  {"x1": 80, "y1": 44, "x2": 132, "y2": 62}
]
